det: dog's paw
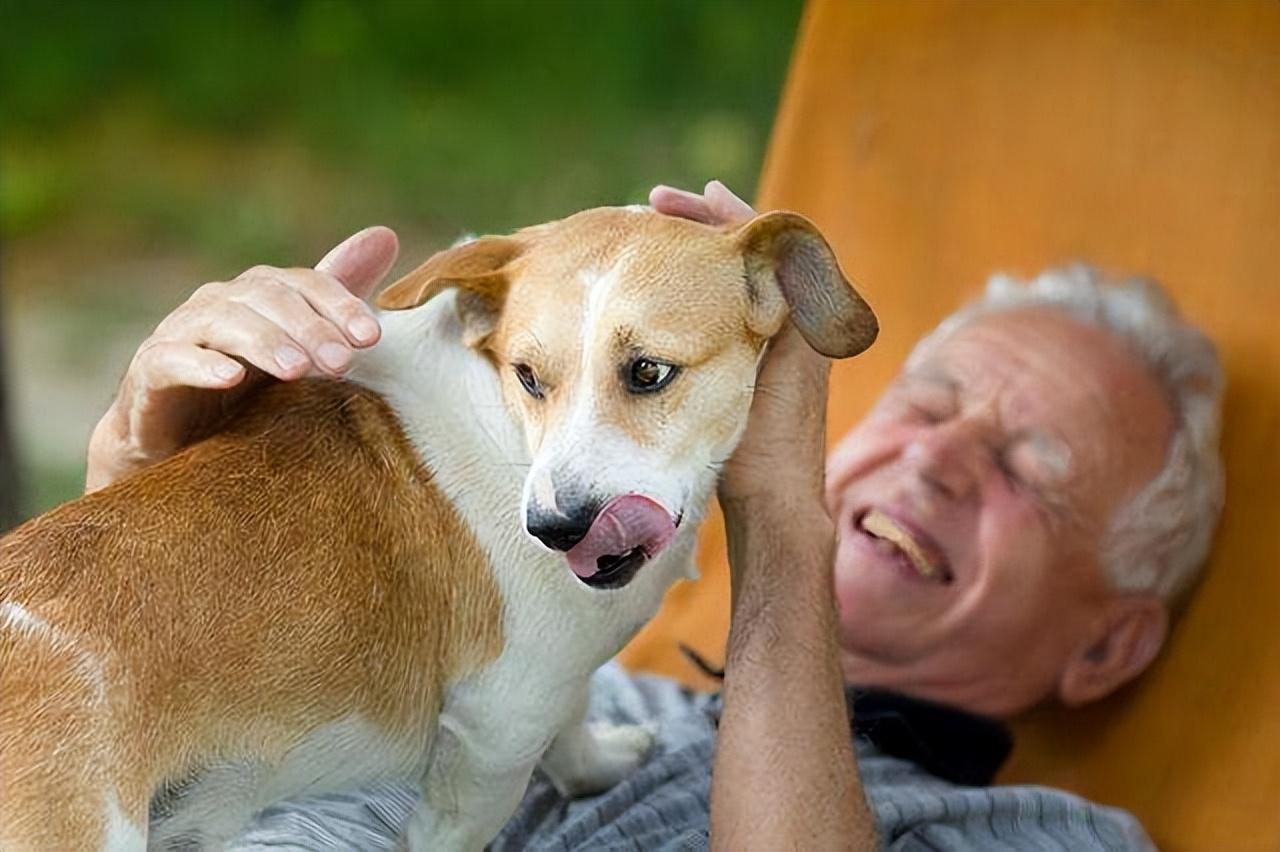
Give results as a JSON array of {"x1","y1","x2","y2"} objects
[{"x1": 543, "y1": 722, "x2": 656, "y2": 798}]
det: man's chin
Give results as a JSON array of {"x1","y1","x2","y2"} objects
[
  {"x1": 833, "y1": 559, "x2": 942, "y2": 665},
  {"x1": 833, "y1": 584, "x2": 905, "y2": 659},
  {"x1": 833, "y1": 548, "x2": 920, "y2": 613}
]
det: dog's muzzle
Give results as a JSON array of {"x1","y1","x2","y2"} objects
[{"x1": 527, "y1": 494, "x2": 677, "y2": 589}]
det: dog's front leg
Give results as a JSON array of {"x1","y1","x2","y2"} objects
[
  {"x1": 538, "y1": 685, "x2": 655, "y2": 798},
  {"x1": 401, "y1": 718, "x2": 539, "y2": 852}
]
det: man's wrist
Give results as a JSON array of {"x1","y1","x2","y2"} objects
[
  {"x1": 720, "y1": 490, "x2": 830, "y2": 535},
  {"x1": 721, "y1": 496, "x2": 836, "y2": 637},
  {"x1": 721, "y1": 492, "x2": 833, "y2": 575}
]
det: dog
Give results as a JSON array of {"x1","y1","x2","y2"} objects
[{"x1": 0, "y1": 205, "x2": 876, "y2": 850}]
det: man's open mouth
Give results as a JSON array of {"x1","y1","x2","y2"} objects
[
  {"x1": 566, "y1": 495, "x2": 677, "y2": 590},
  {"x1": 856, "y1": 508, "x2": 953, "y2": 583}
]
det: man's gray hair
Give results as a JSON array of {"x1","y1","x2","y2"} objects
[{"x1": 907, "y1": 265, "x2": 1224, "y2": 604}]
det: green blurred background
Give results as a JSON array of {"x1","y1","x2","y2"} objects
[{"x1": 0, "y1": 0, "x2": 803, "y2": 519}]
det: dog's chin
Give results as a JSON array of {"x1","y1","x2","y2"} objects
[{"x1": 576, "y1": 546, "x2": 650, "y2": 589}]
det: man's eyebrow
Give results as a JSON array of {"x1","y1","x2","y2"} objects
[
  {"x1": 1008, "y1": 430, "x2": 1085, "y2": 531},
  {"x1": 1014, "y1": 430, "x2": 1075, "y2": 481}
]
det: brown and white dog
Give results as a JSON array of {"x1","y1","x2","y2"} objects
[{"x1": 0, "y1": 206, "x2": 876, "y2": 850}]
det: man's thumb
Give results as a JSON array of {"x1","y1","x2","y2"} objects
[{"x1": 316, "y1": 226, "x2": 400, "y2": 299}]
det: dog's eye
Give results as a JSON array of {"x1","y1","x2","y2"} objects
[
  {"x1": 513, "y1": 363, "x2": 544, "y2": 399},
  {"x1": 626, "y1": 358, "x2": 679, "y2": 394}
]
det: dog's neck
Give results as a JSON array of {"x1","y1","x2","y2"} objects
[{"x1": 347, "y1": 294, "x2": 705, "y2": 670}]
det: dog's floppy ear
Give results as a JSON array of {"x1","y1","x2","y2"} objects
[
  {"x1": 735, "y1": 211, "x2": 877, "y2": 358},
  {"x1": 376, "y1": 236, "x2": 523, "y2": 347}
]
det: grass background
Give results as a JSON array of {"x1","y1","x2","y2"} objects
[{"x1": 0, "y1": 0, "x2": 803, "y2": 518}]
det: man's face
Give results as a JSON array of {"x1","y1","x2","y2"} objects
[{"x1": 826, "y1": 308, "x2": 1173, "y2": 716}]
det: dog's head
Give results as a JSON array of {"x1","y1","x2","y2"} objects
[{"x1": 376, "y1": 207, "x2": 875, "y2": 588}]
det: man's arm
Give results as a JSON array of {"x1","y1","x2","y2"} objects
[
  {"x1": 711, "y1": 326, "x2": 878, "y2": 852},
  {"x1": 649, "y1": 182, "x2": 878, "y2": 851}
]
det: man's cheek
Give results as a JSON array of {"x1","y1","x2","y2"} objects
[
  {"x1": 826, "y1": 430, "x2": 904, "y2": 499},
  {"x1": 979, "y1": 510, "x2": 1052, "y2": 594}
]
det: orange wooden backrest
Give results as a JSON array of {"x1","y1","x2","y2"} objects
[{"x1": 620, "y1": 1, "x2": 1280, "y2": 848}]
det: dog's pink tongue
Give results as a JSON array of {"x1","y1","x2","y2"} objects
[{"x1": 565, "y1": 495, "x2": 676, "y2": 579}]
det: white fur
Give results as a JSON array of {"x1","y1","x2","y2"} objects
[
  {"x1": 522, "y1": 249, "x2": 714, "y2": 544},
  {"x1": 103, "y1": 792, "x2": 146, "y2": 852},
  {"x1": 7, "y1": 223, "x2": 735, "y2": 850},
  {"x1": 345, "y1": 290, "x2": 711, "y2": 848},
  {"x1": 135, "y1": 267, "x2": 724, "y2": 848},
  {"x1": 0, "y1": 600, "x2": 48, "y2": 637},
  {"x1": 540, "y1": 718, "x2": 657, "y2": 798},
  {"x1": 0, "y1": 601, "x2": 106, "y2": 702}
]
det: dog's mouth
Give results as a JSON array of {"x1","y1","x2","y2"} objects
[
  {"x1": 566, "y1": 495, "x2": 677, "y2": 590},
  {"x1": 581, "y1": 546, "x2": 650, "y2": 589}
]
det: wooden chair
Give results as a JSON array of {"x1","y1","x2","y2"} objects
[{"x1": 620, "y1": 1, "x2": 1280, "y2": 848}]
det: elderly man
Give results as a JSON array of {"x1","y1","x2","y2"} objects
[{"x1": 86, "y1": 182, "x2": 1222, "y2": 850}]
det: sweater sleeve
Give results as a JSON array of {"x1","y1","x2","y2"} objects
[{"x1": 881, "y1": 782, "x2": 1156, "y2": 852}]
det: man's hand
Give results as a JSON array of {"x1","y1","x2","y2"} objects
[
  {"x1": 84, "y1": 226, "x2": 400, "y2": 492},
  {"x1": 653, "y1": 181, "x2": 875, "y2": 851},
  {"x1": 651, "y1": 181, "x2": 832, "y2": 555},
  {"x1": 650, "y1": 180, "x2": 756, "y2": 229}
]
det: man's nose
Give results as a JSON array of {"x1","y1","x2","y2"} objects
[
  {"x1": 526, "y1": 497, "x2": 600, "y2": 552},
  {"x1": 903, "y1": 420, "x2": 984, "y2": 501}
]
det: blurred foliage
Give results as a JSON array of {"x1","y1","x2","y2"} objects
[
  {"x1": 0, "y1": 0, "x2": 803, "y2": 516},
  {"x1": 1, "y1": 0, "x2": 803, "y2": 262}
]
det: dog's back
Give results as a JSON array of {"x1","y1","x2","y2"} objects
[{"x1": 0, "y1": 379, "x2": 503, "y2": 849}]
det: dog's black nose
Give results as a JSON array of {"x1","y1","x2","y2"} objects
[{"x1": 527, "y1": 507, "x2": 594, "y2": 552}]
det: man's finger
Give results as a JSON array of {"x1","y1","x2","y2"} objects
[
  {"x1": 133, "y1": 341, "x2": 247, "y2": 393},
  {"x1": 230, "y1": 279, "x2": 358, "y2": 372},
  {"x1": 649, "y1": 185, "x2": 717, "y2": 224},
  {"x1": 181, "y1": 301, "x2": 322, "y2": 381},
  {"x1": 315, "y1": 226, "x2": 400, "y2": 300},
  {"x1": 652, "y1": 181, "x2": 758, "y2": 228},
  {"x1": 703, "y1": 180, "x2": 756, "y2": 225},
  {"x1": 252, "y1": 268, "x2": 381, "y2": 348}
]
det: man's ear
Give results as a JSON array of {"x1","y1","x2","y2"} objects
[
  {"x1": 375, "y1": 236, "x2": 523, "y2": 348},
  {"x1": 734, "y1": 211, "x2": 878, "y2": 358},
  {"x1": 1058, "y1": 596, "x2": 1169, "y2": 707}
]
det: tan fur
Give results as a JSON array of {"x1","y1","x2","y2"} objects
[
  {"x1": 0, "y1": 380, "x2": 502, "y2": 846},
  {"x1": 380, "y1": 208, "x2": 873, "y2": 459}
]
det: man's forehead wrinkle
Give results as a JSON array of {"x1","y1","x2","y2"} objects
[
  {"x1": 954, "y1": 311, "x2": 1174, "y2": 514},
  {"x1": 936, "y1": 327, "x2": 1063, "y2": 418},
  {"x1": 919, "y1": 330, "x2": 1094, "y2": 493}
]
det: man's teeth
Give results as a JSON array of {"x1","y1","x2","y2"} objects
[{"x1": 860, "y1": 509, "x2": 939, "y2": 579}]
